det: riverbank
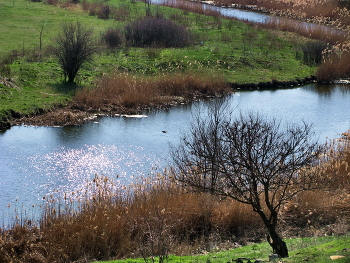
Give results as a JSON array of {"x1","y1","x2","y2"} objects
[{"x1": 6, "y1": 74, "x2": 319, "y2": 128}]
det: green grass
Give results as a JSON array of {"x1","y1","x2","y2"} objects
[
  {"x1": 94, "y1": 234, "x2": 350, "y2": 263},
  {"x1": 0, "y1": 0, "x2": 316, "y2": 121}
]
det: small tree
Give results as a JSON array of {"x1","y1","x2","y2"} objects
[
  {"x1": 124, "y1": 16, "x2": 193, "y2": 48},
  {"x1": 53, "y1": 22, "x2": 97, "y2": 83},
  {"x1": 171, "y1": 101, "x2": 324, "y2": 258}
]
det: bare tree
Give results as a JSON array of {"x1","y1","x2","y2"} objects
[
  {"x1": 171, "y1": 101, "x2": 324, "y2": 258},
  {"x1": 53, "y1": 22, "x2": 97, "y2": 83}
]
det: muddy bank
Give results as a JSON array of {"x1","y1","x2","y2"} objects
[
  {"x1": 7, "y1": 94, "x2": 211, "y2": 128},
  {"x1": 230, "y1": 75, "x2": 316, "y2": 90}
]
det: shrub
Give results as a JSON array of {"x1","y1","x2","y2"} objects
[
  {"x1": 102, "y1": 28, "x2": 124, "y2": 49},
  {"x1": 97, "y1": 4, "x2": 110, "y2": 19},
  {"x1": 124, "y1": 16, "x2": 193, "y2": 48},
  {"x1": 45, "y1": 0, "x2": 58, "y2": 5},
  {"x1": 301, "y1": 41, "x2": 328, "y2": 65},
  {"x1": 53, "y1": 22, "x2": 98, "y2": 83},
  {"x1": 111, "y1": 4, "x2": 131, "y2": 21},
  {"x1": 88, "y1": 2, "x2": 100, "y2": 16}
]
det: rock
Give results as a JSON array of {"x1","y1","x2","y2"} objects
[
  {"x1": 330, "y1": 255, "x2": 345, "y2": 260},
  {"x1": 268, "y1": 254, "x2": 279, "y2": 261},
  {"x1": 0, "y1": 121, "x2": 11, "y2": 130},
  {"x1": 334, "y1": 79, "x2": 350, "y2": 84}
]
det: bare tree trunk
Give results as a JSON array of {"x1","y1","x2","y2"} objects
[
  {"x1": 257, "y1": 210, "x2": 289, "y2": 258},
  {"x1": 267, "y1": 227, "x2": 289, "y2": 258}
]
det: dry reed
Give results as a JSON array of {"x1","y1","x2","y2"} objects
[
  {"x1": 317, "y1": 41, "x2": 350, "y2": 81},
  {"x1": 73, "y1": 72, "x2": 231, "y2": 113}
]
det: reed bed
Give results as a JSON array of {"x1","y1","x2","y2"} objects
[
  {"x1": 316, "y1": 41, "x2": 350, "y2": 81},
  {"x1": 164, "y1": 0, "x2": 223, "y2": 17},
  {"x1": 0, "y1": 134, "x2": 349, "y2": 262},
  {"x1": 73, "y1": 72, "x2": 231, "y2": 113},
  {"x1": 257, "y1": 17, "x2": 349, "y2": 44}
]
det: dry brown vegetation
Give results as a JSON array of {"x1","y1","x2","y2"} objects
[
  {"x1": 0, "y1": 134, "x2": 349, "y2": 263},
  {"x1": 316, "y1": 41, "x2": 350, "y2": 82},
  {"x1": 73, "y1": 72, "x2": 231, "y2": 113},
  {"x1": 257, "y1": 17, "x2": 349, "y2": 44}
]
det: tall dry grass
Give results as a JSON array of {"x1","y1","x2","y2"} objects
[
  {"x1": 316, "y1": 41, "x2": 350, "y2": 81},
  {"x1": 73, "y1": 72, "x2": 231, "y2": 113},
  {"x1": 164, "y1": 0, "x2": 223, "y2": 17},
  {"x1": 257, "y1": 17, "x2": 348, "y2": 44},
  {"x1": 282, "y1": 133, "x2": 350, "y2": 237},
  {"x1": 0, "y1": 175, "x2": 262, "y2": 262}
]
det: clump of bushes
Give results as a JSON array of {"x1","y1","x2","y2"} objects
[
  {"x1": 45, "y1": 0, "x2": 58, "y2": 5},
  {"x1": 84, "y1": 1, "x2": 111, "y2": 19},
  {"x1": 301, "y1": 40, "x2": 328, "y2": 65},
  {"x1": 124, "y1": 16, "x2": 194, "y2": 48},
  {"x1": 97, "y1": 4, "x2": 110, "y2": 19},
  {"x1": 102, "y1": 28, "x2": 124, "y2": 49}
]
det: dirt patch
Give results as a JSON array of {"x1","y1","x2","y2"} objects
[
  {"x1": 0, "y1": 77, "x2": 17, "y2": 89},
  {"x1": 10, "y1": 95, "x2": 198, "y2": 127},
  {"x1": 12, "y1": 108, "x2": 93, "y2": 127}
]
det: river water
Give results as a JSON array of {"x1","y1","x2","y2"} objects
[{"x1": 1, "y1": 84, "x2": 350, "y2": 225}]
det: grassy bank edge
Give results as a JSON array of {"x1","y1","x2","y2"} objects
[{"x1": 94, "y1": 234, "x2": 350, "y2": 263}]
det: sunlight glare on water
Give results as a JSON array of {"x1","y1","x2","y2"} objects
[
  {"x1": 28, "y1": 143, "x2": 161, "y2": 194},
  {"x1": 1, "y1": 143, "x2": 161, "y2": 225}
]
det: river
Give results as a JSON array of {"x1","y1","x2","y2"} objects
[{"x1": 1, "y1": 83, "x2": 350, "y2": 225}]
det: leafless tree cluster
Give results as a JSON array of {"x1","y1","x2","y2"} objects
[
  {"x1": 171, "y1": 101, "x2": 324, "y2": 257},
  {"x1": 53, "y1": 22, "x2": 97, "y2": 83}
]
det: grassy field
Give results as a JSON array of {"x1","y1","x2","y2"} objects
[
  {"x1": 94, "y1": 234, "x2": 350, "y2": 263},
  {"x1": 0, "y1": 0, "x2": 316, "y2": 123}
]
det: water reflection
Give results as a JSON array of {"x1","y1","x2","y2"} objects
[{"x1": 304, "y1": 83, "x2": 350, "y2": 97}]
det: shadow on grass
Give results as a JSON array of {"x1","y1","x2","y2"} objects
[{"x1": 49, "y1": 81, "x2": 81, "y2": 96}]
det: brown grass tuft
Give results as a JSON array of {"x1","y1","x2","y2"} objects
[
  {"x1": 73, "y1": 72, "x2": 231, "y2": 113},
  {"x1": 317, "y1": 42, "x2": 350, "y2": 81}
]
